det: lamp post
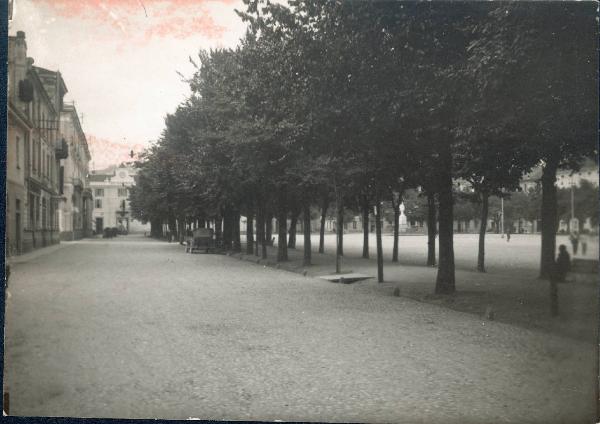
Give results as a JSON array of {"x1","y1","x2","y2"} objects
[
  {"x1": 571, "y1": 179, "x2": 575, "y2": 221},
  {"x1": 500, "y1": 196, "x2": 504, "y2": 237}
]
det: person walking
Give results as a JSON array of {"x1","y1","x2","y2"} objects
[
  {"x1": 555, "y1": 244, "x2": 571, "y2": 282},
  {"x1": 580, "y1": 232, "x2": 588, "y2": 256},
  {"x1": 569, "y1": 231, "x2": 579, "y2": 255},
  {"x1": 505, "y1": 226, "x2": 511, "y2": 242}
]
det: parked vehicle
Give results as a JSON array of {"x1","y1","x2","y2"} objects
[{"x1": 185, "y1": 228, "x2": 215, "y2": 253}]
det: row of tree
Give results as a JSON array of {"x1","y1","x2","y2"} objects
[{"x1": 130, "y1": 1, "x2": 596, "y2": 292}]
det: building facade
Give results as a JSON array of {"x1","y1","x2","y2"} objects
[
  {"x1": 7, "y1": 31, "x2": 94, "y2": 255},
  {"x1": 6, "y1": 31, "x2": 31, "y2": 255},
  {"x1": 89, "y1": 165, "x2": 149, "y2": 234},
  {"x1": 58, "y1": 102, "x2": 93, "y2": 240},
  {"x1": 7, "y1": 31, "x2": 67, "y2": 254}
]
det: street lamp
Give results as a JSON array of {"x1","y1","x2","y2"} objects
[{"x1": 500, "y1": 195, "x2": 504, "y2": 237}]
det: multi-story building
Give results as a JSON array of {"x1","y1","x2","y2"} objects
[
  {"x1": 7, "y1": 31, "x2": 67, "y2": 254},
  {"x1": 58, "y1": 102, "x2": 93, "y2": 240},
  {"x1": 89, "y1": 165, "x2": 149, "y2": 234},
  {"x1": 6, "y1": 31, "x2": 31, "y2": 255}
]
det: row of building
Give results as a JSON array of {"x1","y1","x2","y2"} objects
[
  {"x1": 6, "y1": 31, "x2": 147, "y2": 256},
  {"x1": 7, "y1": 31, "x2": 93, "y2": 255}
]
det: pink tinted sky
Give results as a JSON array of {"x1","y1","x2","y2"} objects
[{"x1": 10, "y1": 0, "x2": 247, "y2": 169}]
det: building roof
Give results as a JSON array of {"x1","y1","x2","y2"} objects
[
  {"x1": 88, "y1": 173, "x2": 111, "y2": 182},
  {"x1": 61, "y1": 102, "x2": 91, "y2": 161},
  {"x1": 32, "y1": 65, "x2": 68, "y2": 99},
  {"x1": 27, "y1": 67, "x2": 56, "y2": 116}
]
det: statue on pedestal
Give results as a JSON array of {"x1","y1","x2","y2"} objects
[{"x1": 399, "y1": 202, "x2": 408, "y2": 233}]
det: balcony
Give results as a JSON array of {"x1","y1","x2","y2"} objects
[{"x1": 55, "y1": 138, "x2": 69, "y2": 160}]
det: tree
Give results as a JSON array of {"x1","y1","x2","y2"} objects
[{"x1": 466, "y1": 3, "x2": 597, "y2": 278}]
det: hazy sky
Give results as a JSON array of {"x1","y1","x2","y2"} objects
[{"x1": 10, "y1": 0, "x2": 248, "y2": 167}]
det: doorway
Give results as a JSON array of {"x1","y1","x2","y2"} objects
[{"x1": 96, "y1": 218, "x2": 104, "y2": 234}]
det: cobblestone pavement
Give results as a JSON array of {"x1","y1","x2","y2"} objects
[{"x1": 4, "y1": 235, "x2": 597, "y2": 423}]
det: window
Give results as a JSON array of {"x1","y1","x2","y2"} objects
[
  {"x1": 37, "y1": 142, "x2": 41, "y2": 175},
  {"x1": 95, "y1": 199, "x2": 102, "y2": 209},
  {"x1": 59, "y1": 166, "x2": 64, "y2": 195},
  {"x1": 95, "y1": 189, "x2": 104, "y2": 197},
  {"x1": 118, "y1": 188, "x2": 128, "y2": 197},
  {"x1": 15, "y1": 136, "x2": 20, "y2": 169},
  {"x1": 32, "y1": 140, "x2": 36, "y2": 173}
]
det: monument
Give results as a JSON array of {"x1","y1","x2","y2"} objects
[{"x1": 399, "y1": 203, "x2": 408, "y2": 233}]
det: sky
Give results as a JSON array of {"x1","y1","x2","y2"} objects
[{"x1": 9, "y1": 0, "x2": 248, "y2": 169}]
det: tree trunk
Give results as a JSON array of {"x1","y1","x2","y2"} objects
[
  {"x1": 392, "y1": 199, "x2": 400, "y2": 262},
  {"x1": 232, "y1": 211, "x2": 241, "y2": 252},
  {"x1": 167, "y1": 212, "x2": 177, "y2": 241},
  {"x1": 335, "y1": 192, "x2": 343, "y2": 273},
  {"x1": 150, "y1": 218, "x2": 162, "y2": 238},
  {"x1": 303, "y1": 204, "x2": 311, "y2": 266},
  {"x1": 435, "y1": 149, "x2": 456, "y2": 294},
  {"x1": 215, "y1": 214, "x2": 223, "y2": 248},
  {"x1": 266, "y1": 212, "x2": 273, "y2": 246},
  {"x1": 540, "y1": 159, "x2": 559, "y2": 279},
  {"x1": 257, "y1": 204, "x2": 268, "y2": 259},
  {"x1": 477, "y1": 192, "x2": 489, "y2": 272},
  {"x1": 246, "y1": 213, "x2": 254, "y2": 254},
  {"x1": 339, "y1": 212, "x2": 344, "y2": 256},
  {"x1": 375, "y1": 199, "x2": 384, "y2": 282},
  {"x1": 222, "y1": 208, "x2": 233, "y2": 251},
  {"x1": 288, "y1": 211, "x2": 298, "y2": 248},
  {"x1": 178, "y1": 216, "x2": 185, "y2": 244},
  {"x1": 319, "y1": 197, "x2": 328, "y2": 254},
  {"x1": 255, "y1": 206, "x2": 263, "y2": 257},
  {"x1": 426, "y1": 192, "x2": 437, "y2": 266},
  {"x1": 277, "y1": 193, "x2": 288, "y2": 262},
  {"x1": 362, "y1": 196, "x2": 370, "y2": 259}
]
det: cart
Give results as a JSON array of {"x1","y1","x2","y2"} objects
[{"x1": 185, "y1": 228, "x2": 215, "y2": 253}]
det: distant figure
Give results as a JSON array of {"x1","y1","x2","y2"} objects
[
  {"x1": 569, "y1": 231, "x2": 579, "y2": 255},
  {"x1": 505, "y1": 227, "x2": 511, "y2": 242},
  {"x1": 580, "y1": 233, "x2": 588, "y2": 256},
  {"x1": 554, "y1": 244, "x2": 571, "y2": 283}
]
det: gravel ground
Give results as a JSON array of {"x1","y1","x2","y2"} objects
[
  {"x1": 3, "y1": 235, "x2": 597, "y2": 423},
  {"x1": 297, "y1": 233, "x2": 598, "y2": 277},
  {"x1": 253, "y1": 234, "x2": 598, "y2": 343}
]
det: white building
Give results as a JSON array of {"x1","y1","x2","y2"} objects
[
  {"x1": 89, "y1": 165, "x2": 149, "y2": 234},
  {"x1": 58, "y1": 102, "x2": 93, "y2": 240}
]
